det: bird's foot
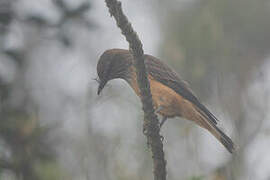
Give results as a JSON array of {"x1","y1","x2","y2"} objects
[
  {"x1": 155, "y1": 106, "x2": 164, "y2": 114},
  {"x1": 159, "y1": 116, "x2": 167, "y2": 129},
  {"x1": 154, "y1": 106, "x2": 168, "y2": 128}
]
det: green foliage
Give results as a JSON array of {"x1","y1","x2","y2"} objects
[
  {"x1": 161, "y1": 0, "x2": 270, "y2": 97},
  {"x1": 188, "y1": 176, "x2": 204, "y2": 180},
  {"x1": 35, "y1": 161, "x2": 67, "y2": 180},
  {"x1": 0, "y1": 0, "x2": 93, "y2": 179},
  {"x1": 0, "y1": 109, "x2": 59, "y2": 179}
]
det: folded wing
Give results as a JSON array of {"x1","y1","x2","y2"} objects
[{"x1": 144, "y1": 54, "x2": 218, "y2": 125}]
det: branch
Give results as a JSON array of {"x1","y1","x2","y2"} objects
[{"x1": 104, "y1": 1, "x2": 166, "y2": 180}]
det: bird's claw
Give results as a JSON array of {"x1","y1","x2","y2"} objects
[
  {"x1": 155, "y1": 106, "x2": 163, "y2": 114},
  {"x1": 159, "y1": 116, "x2": 167, "y2": 129}
]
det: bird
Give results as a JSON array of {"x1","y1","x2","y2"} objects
[{"x1": 96, "y1": 48, "x2": 235, "y2": 153}]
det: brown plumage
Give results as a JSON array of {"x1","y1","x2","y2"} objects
[{"x1": 97, "y1": 49, "x2": 235, "y2": 153}]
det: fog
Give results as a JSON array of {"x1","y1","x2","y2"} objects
[{"x1": 1, "y1": 0, "x2": 270, "y2": 179}]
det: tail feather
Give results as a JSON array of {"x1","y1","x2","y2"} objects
[
  {"x1": 201, "y1": 118, "x2": 235, "y2": 153},
  {"x1": 177, "y1": 99, "x2": 235, "y2": 153},
  {"x1": 212, "y1": 125, "x2": 235, "y2": 153},
  {"x1": 195, "y1": 107, "x2": 235, "y2": 153}
]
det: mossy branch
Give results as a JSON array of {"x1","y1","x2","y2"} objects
[{"x1": 104, "y1": 0, "x2": 167, "y2": 179}]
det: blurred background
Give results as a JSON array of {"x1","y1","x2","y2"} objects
[{"x1": 1, "y1": 0, "x2": 270, "y2": 179}]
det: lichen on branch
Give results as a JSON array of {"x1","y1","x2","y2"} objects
[{"x1": 104, "y1": 0, "x2": 167, "y2": 179}]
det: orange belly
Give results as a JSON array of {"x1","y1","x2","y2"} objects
[
  {"x1": 148, "y1": 76, "x2": 183, "y2": 118},
  {"x1": 129, "y1": 73, "x2": 185, "y2": 118},
  {"x1": 129, "y1": 73, "x2": 214, "y2": 136}
]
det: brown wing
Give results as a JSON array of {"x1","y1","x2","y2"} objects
[{"x1": 144, "y1": 54, "x2": 218, "y2": 125}]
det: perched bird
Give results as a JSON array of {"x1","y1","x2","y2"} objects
[{"x1": 96, "y1": 49, "x2": 235, "y2": 153}]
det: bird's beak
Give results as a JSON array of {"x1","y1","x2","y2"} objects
[{"x1": 97, "y1": 80, "x2": 107, "y2": 95}]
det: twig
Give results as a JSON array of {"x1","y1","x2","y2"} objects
[{"x1": 104, "y1": 0, "x2": 166, "y2": 180}]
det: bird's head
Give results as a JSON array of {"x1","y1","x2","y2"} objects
[{"x1": 96, "y1": 49, "x2": 132, "y2": 95}]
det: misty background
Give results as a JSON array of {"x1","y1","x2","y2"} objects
[{"x1": 1, "y1": 0, "x2": 270, "y2": 179}]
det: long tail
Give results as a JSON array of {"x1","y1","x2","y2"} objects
[
  {"x1": 195, "y1": 108, "x2": 235, "y2": 153},
  {"x1": 208, "y1": 122, "x2": 235, "y2": 153},
  {"x1": 175, "y1": 97, "x2": 235, "y2": 153}
]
